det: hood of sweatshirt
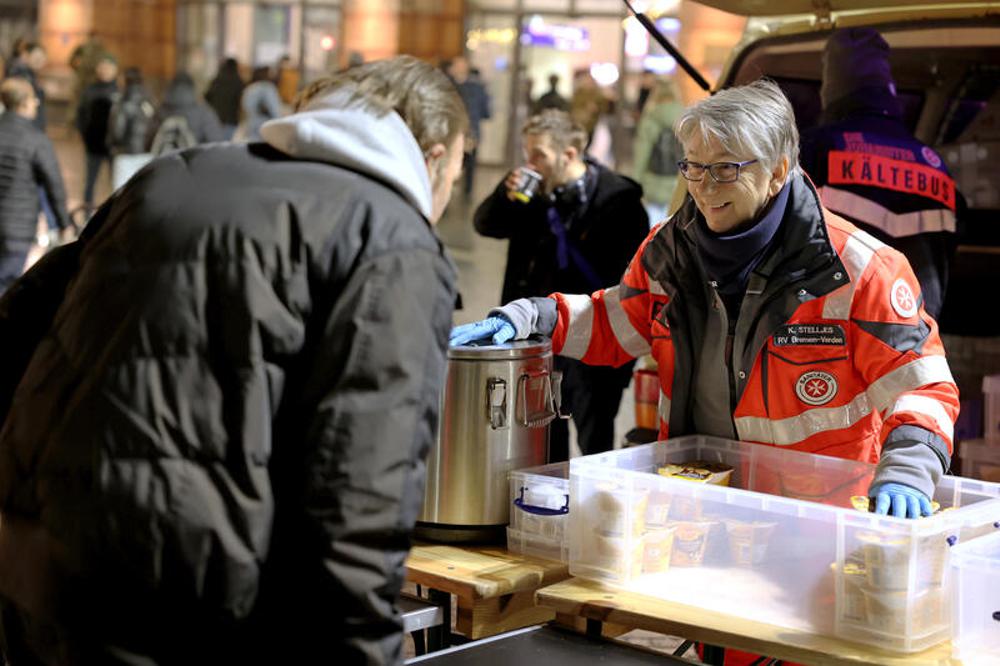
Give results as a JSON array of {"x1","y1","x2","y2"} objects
[{"x1": 260, "y1": 90, "x2": 433, "y2": 219}]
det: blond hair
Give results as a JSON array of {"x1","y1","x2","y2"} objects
[
  {"x1": 295, "y1": 55, "x2": 468, "y2": 154},
  {"x1": 521, "y1": 109, "x2": 587, "y2": 155},
  {"x1": 0, "y1": 77, "x2": 33, "y2": 111}
]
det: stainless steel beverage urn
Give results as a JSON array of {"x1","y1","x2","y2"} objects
[{"x1": 416, "y1": 337, "x2": 560, "y2": 542}]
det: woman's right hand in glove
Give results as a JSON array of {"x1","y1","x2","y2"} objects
[{"x1": 449, "y1": 316, "x2": 516, "y2": 346}]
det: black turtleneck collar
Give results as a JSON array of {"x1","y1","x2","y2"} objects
[{"x1": 694, "y1": 179, "x2": 790, "y2": 299}]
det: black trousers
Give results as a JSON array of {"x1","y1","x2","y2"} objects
[
  {"x1": 0, "y1": 239, "x2": 32, "y2": 295},
  {"x1": 548, "y1": 357, "x2": 635, "y2": 462}
]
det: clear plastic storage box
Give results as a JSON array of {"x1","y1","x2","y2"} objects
[
  {"x1": 568, "y1": 436, "x2": 1000, "y2": 654},
  {"x1": 951, "y1": 530, "x2": 1000, "y2": 662},
  {"x1": 507, "y1": 462, "x2": 570, "y2": 562}
]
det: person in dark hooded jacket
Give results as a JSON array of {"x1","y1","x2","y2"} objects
[
  {"x1": 204, "y1": 57, "x2": 245, "y2": 139},
  {"x1": 107, "y1": 67, "x2": 156, "y2": 189},
  {"x1": 75, "y1": 53, "x2": 118, "y2": 210},
  {"x1": 0, "y1": 55, "x2": 466, "y2": 666},
  {"x1": 147, "y1": 71, "x2": 224, "y2": 150},
  {"x1": 800, "y1": 28, "x2": 958, "y2": 319}
]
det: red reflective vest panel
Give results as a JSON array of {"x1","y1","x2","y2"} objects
[{"x1": 549, "y1": 210, "x2": 958, "y2": 465}]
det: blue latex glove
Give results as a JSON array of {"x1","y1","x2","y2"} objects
[
  {"x1": 870, "y1": 482, "x2": 934, "y2": 519},
  {"x1": 449, "y1": 316, "x2": 515, "y2": 347}
]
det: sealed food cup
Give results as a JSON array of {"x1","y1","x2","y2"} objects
[
  {"x1": 669, "y1": 520, "x2": 715, "y2": 566},
  {"x1": 642, "y1": 526, "x2": 676, "y2": 574},
  {"x1": 857, "y1": 532, "x2": 912, "y2": 590},
  {"x1": 724, "y1": 520, "x2": 777, "y2": 566},
  {"x1": 594, "y1": 529, "x2": 643, "y2": 579},
  {"x1": 511, "y1": 167, "x2": 543, "y2": 203},
  {"x1": 645, "y1": 490, "x2": 673, "y2": 527},
  {"x1": 657, "y1": 461, "x2": 734, "y2": 486},
  {"x1": 859, "y1": 585, "x2": 946, "y2": 635},
  {"x1": 592, "y1": 483, "x2": 648, "y2": 536},
  {"x1": 830, "y1": 561, "x2": 868, "y2": 623}
]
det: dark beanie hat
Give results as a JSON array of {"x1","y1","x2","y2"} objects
[{"x1": 820, "y1": 27, "x2": 896, "y2": 109}]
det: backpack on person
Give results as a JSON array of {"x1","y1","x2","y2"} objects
[
  {"x1": 647, "y1": 126, "x2": 681, "y2": 176},
  {"x1": 150, "y1": 114, "x2": 197, "y2": 156}
]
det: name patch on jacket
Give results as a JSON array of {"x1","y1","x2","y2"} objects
[
  {"x1": 773, "y1": 324, "x2": 846, "y2": 347},
  {"x1": 827, "y1": 150, "x2": 956, "y2": 210}
]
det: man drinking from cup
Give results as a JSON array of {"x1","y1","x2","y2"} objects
[{"x1": 473, "y1": 109, "x2": 649, "y2": 461}]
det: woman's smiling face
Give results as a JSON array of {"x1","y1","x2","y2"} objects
[{"x1": 684, "y1": 132, "x2": 786, "y2": 234}]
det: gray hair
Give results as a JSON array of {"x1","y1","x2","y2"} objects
[{"x1": 674, "y1": 79, "x2": 800, "y2": 176}]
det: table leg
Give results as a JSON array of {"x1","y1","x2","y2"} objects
[
  {"x1": 427, "y1": 588, "x2": 452, "y2": 651},
  {"x1": 702, "y1": 643, "x2": 726, "y2": 665}
]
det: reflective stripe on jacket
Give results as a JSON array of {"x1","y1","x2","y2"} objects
[{"x1": 549, "y1": 172, "x2": 958, "y2": 466}]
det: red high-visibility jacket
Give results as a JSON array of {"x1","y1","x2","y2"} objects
[{"x1": 549, "y1": 174, "x2": 958, "y2": 467}]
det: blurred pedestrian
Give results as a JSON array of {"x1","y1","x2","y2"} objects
[
  {"x1": 6, "y1": 42, "x2": 46, "y2": 131},
  {"x1": 240, "y1": 65, "x2": 283, "y2": 142},
  {"x1": 107, "y1": 67, "x2": 156, "y2": 189},
  {"x1": 533, "y1": 73, "x2": 568, "y2": 114},
  {"x1": 204, "y1": 57, "x2": 245, "y2": 140},
  {"x1": 147, "y1": 71, "x2": 224, "y2": 152},
  {"x1": 0, "y1": 78, "x2": 72, "y2": 292},
  {"x1": 446, "y1": 56, "x2": 491, "y2": 199},
  {"x1": 76, "y1": 54, "x2": 118, "y2": 211},
  {"x1": 69, "y1": 31, "x2": 106, "y2": 108},
  {"x1": 275, "y1": 54, "x2": 299, "y2": 105},
  {"x1": 633, "y1": 78, "x2": 683, "y2": 225}
]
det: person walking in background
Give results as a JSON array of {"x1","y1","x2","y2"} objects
[
  {"x1": 107, "y1": 66, "x2": 155, "y2": 189},
  {"x1": 533, "y1": 73, "x2": 568, "y2": 114},
  {"x1": 7, "y1": 41, "x2": 61, "y2": 240},
  {"x1": 240, "y1": 66, "x2": 282, "y2": 142},
  {"x1": 147, "y1": 71, "x2": 224, "y2": 151},
  {"x1": 0, "y1": 55, "x2": 465, "y2": 665},
  {"x1": 204, "y1": 57, "x2": 244, "y2": 140},
  {"x1": 633, "y1": 78, "x2": 683, "y2": 225},
  {"x1": 275, "y1": 54, "x2": 299, "y2": 105},
  {"x1": 635, "y1": 70, "x2": 657, "y2": 119},
  {"x1": 800, "y1": 28, "x2": 958, "y2": 319},
  {"x1": 446, "y1": 55, "x2": 491, "y2": 199},
  {"x1": 473, "y1": 110, "x2": 648, "y2": 461},
  {"x1": 69, "y1": 31, "x2": 106, "y2": 109},
  {"x1": 76, "y1": 53, "x2": 118, "y2": 212},
  {"x1": 0, "y1": 78, "x2": 73, "y2": 292},
  {"x1": 6, "y1": 42, "x2": 46, "y2": 131}
]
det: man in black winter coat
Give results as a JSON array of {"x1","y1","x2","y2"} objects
[
  {"x1": 75, "y1": 53, "x2": 118, "y2": 210},
  {"x1": 0, "y1": 78, "x2": 72, "y2": 292},
  {"x1": 474, "y1": 109, "x2": 648, "y2": 460},
  {"x1": 0, "y1": 56, "x2": 466, "y2": 666}
]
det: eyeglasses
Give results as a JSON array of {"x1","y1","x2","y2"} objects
[{"x1": 677, "y1": 159, "x2": 758, "y2": 183}]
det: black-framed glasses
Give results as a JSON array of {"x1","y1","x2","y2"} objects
[{"x1": 677, "y1": 159, "x2": 758, "y2": 183}]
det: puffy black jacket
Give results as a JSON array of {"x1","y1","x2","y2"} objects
[
  {"x1": 475, "y1": 160, "x2": 648, "y2": 303},
  {"x1": 0, "y1": 137, "x2": 456, "y2": 664},
  {"x1": 0, "y1": 111, "x2": 70, "y2": 240}
]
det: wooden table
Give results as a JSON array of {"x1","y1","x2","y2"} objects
[
  {"x1": 536, "y1": 577, "x2": 962, "y2": 666},
  {"x1": 406, "y1": 543, "x2": 570, "y2": 642}
]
